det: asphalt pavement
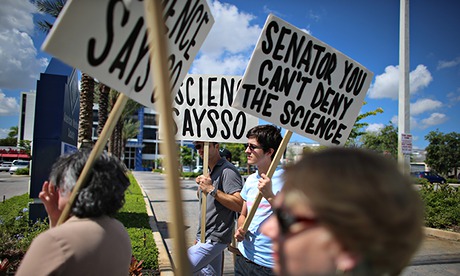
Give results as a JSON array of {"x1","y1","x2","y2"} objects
[{"x1": 132, "y1": 171, "x2": 460, "y2": 276}]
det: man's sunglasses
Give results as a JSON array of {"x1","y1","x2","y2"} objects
[
  {"x1": 273, "y1": 206, "x2": 318, "y2": 237},
  {"x1": 246, "y1": 143, "x2": 262, "y2": 151}
]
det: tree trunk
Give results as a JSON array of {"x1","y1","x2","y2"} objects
[
  {"x1": 78, "y1": 72, "x2": 94, "y2": 149},
  {"x1": 97, "y1": 83, "x2": 110, "y2": 136}
]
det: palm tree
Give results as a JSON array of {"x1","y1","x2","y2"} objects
[
  {"x1": 78, "y1": 72, "x2": 95, "y2": 148},
  {"x1": 36, "y1": 0, "x2": 97, "y2": 149},
  {"x1": 106, "y1": 90, "x2": 142, "y2": 159},
  {"x1": 97, "y1": 83, "x2": 110, "y2": 136}
]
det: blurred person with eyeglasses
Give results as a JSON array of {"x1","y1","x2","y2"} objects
[
  {"x1": 261, "y1": 147, "x2": 424, "y2": 276},
  {"x1": 188, "y1": 141, "x2": 243, "y2": 275},
  {"x1": 234, "y1": 125, "x2": 283, "y2": 276}
]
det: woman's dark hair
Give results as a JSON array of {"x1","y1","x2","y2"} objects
[{"x1": 49, "y1": 150, "x2": 130, "y2": 218}]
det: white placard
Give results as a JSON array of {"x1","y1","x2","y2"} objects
[
  {"x1": 170, "y1": 74, "x2": 259, "y2": 143},
  {"x1": 232, "y1": 14, "x2": 373, "y2": 146},
  {"x1": 41, "y1": 0, "x2": 214, "y2": 109}
]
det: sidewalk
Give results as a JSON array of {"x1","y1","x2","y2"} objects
[{"x1": 133, "y1": 171, "x2": 460, "y2": 275}]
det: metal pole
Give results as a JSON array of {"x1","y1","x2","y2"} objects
[{"x1": 398, "y1": 0, "x2": 411, "y2": 175}]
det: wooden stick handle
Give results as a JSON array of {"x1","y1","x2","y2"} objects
[
  {"x1": 200, "y1": 142, "x2": 209, "y2": 242},
  {"x1": 144, "y1": 1, "x2": 190, "y2": 275},
  {"x1": 242, "y1": 130, "x2": 292, "y2": 231}
]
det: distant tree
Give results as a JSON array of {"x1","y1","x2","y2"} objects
[
  {"x1": 8, "y1": 126, "x2": 18, "y2": 139},
  {"x1": 122, "y1": 118, "x2": 140, "y2": 156},
  {"x1": 346, "y1": 102, "x2": 384, "y2": 147},
  {"x1": 361, "y1": 123, "x2": 398, "y2": 159},
  {"x1": 425, "y1": 130, "x2": 460, "y2": 176},
  {"x1": 0, "y1": 126, "x2": 18, "y2": 146},
  {"x1": 18, "y1": 140, "x2": 32, "y2": 156},
  {"x1": 97, "y1": 83, "x2": 111, "y2": 136},
  {"x1": 180, "y1": 146, "x2": 193, "y2": 169},
  {"x1": 107, "y1": 91, "x2": 142, "y2": 159},
  {"x1": 221, "y1": 143, "x2": 246, "y2": 167},
  {"x1": 0, "y1": 138, "x2": 16, "y2": 146}
]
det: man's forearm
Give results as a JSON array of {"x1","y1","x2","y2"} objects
[{"x1": 214, "y1": 190, "x2": 243, "y2": 212}]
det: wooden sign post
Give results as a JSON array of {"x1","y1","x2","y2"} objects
[{"x1": 200, "y1": 142, "x2": 210, "y2": 243}]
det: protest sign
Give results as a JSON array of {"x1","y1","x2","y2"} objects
[
  {"x1": 171, "y1": 74, "x2": 259, "y2": 143},
  {"x1": 233, "y1": 14, "x2": 373, "y2": 146},
  {"x1": 42, "y1": 0, "x2": 214, "y2": 108}
]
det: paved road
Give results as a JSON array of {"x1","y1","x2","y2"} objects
[
  {"x1": 133, "y1": 171, "x2": 460, "y2": 276},
  {"x1": 0, "y1": 173, "x2": 29, "y2": 201},
  {"x1": 133, "y1": 171, "x2": 236, "y2": 275}
]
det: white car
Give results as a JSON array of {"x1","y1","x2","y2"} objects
[
  {"x1": 9, "y1": 160, "x2": 30, "y2": 175},
  {"x1": 193, "y1": 166, "x2": 203, "y2": 174},
  {"x1": 0, "y1": 162, "x2": 12, "y2": 172}
]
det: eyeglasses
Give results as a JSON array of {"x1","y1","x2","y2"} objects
[
  {"x1": 246, "y1": 143, "x2": 262, "y2": 151},
  {"x1": 273, "y1": 206, "x2": 318, "y2": 237},
  {"x1": 194, "y1": 143, "x2": 203, "y2": 150}
]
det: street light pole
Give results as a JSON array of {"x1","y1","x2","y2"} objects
[{"x1": 398, "y1": 0, "x2": 411, "y2": 175}]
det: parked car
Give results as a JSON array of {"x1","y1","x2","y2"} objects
[
  {"x1": 9, "y1": 160, "x2": 30, "y2": 175},
  {"x1": 0, "y1": 162, "x2": 12, "y2": 172},
  {"x1": 411, "y1": 171, "x2": 446, "y2": 184},
  {"x1": 193, "y1": 166, "x2": 203, "y2": 174}
]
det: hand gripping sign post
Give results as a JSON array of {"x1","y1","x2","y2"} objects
[
  {"x1": 41, "y1": 0, "x2": 214, "y2": 275},
  {"x1": 232, "y1": 14, "x2": 373, "y2": 232},
  {"x1": 169, "y1": 74, "x2": 259, "y2": 242}
]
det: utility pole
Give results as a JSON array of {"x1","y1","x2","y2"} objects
[{"x1": 398, "y1": 0, "x2": 411, "y2": 175}]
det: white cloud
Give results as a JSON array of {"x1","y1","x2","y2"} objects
[
  {"x1": 191, "y1": 54, "x2": 249, "y2": 75},
  {"x1": 446, "y1": 89, "x2": 460, "y2": 106},
  {"x1": 0, "y1": 0, "x2": 36, "y2": 33},
  {"x1": 191, "y1": 0, "x2": 262, "y2": 74},
  {"x1": 365, "y1": 123, "x2": 384, "y2": 133},
  {"x1": 368, "y1": 64, "x2": 433, "y2": 99},
  {"x1": 0, "y1": 0, "x2": 48, "y2": 90},
  {"x1": 391, "y1": 115, "x2": 418, "y2": 129},
  {"x1": 410, "y1": 98, "x2": 442, "y2": 115},
  {"x1": 437, "y1": 56, "x2": 460, "y2": 70},
  {"x1": 0, "y1": 90, "x2": 20, "y2": 116},
  {"x1": 419, "y1": 113, "x2": 448, "y2": 129},
  {"x1": 0, "y1": 128, "x2": 10, "y2": 139}
]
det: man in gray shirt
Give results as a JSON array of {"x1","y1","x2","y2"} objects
[{"x1": 188, "y1": 141, "x2": 243, "y2": 275}]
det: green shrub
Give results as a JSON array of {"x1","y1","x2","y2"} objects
[
  {"x1": 181, "y1": 172, "x2": 201, "y2": 178},
  {"x1": 118, "y1": 173, "x2": 159, "y2": 270},
  {"x1": 418, "y1": 180, "x2": 460, "y2": 231},
  {"x1": 0, "y1": 194, "x2": 49, "y2": 273},
  {"x1": 14, "y1": 168, "x2": 29, "y2": 175}
]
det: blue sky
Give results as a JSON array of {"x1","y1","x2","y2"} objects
[{"x1": 1, "y1": 0, "x2": 459, "y2": 149}]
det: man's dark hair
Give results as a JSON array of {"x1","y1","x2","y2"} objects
[
  {"x1": 219, "y1": 148, "x2": 232, "y2": 161},
  {"x1": 246, "y1": 125, "x2": 283, "y2": 159},
  {"x1": 49, "y1": 150, "x2": 130, "y2": 218}
]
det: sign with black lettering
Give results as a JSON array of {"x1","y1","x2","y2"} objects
[
  {"x1": 233, "y1": 14, "x2": 373, "y2": 146},
  {"x1": 171, "y1": 74, "x2": 259, "y2": 142},
  {"x1": 41, "y1": 0, "x2": 214, "y2": 109}
]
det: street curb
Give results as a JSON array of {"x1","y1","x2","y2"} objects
[
  {"x1": 424, "y1": 227, "x2": 460, "y2": 241},
  {"x1": 141, "y1": 186, "x2": 175, "y2": 275}
]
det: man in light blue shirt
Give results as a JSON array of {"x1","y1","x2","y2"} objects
[{"x1": 234, "y1": 125, "x2": 283, "y2": 276}]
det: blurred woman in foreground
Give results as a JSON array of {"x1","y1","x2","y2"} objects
[{"x1": 261, "y1": 148, "x2": 424, "y2": 276}]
